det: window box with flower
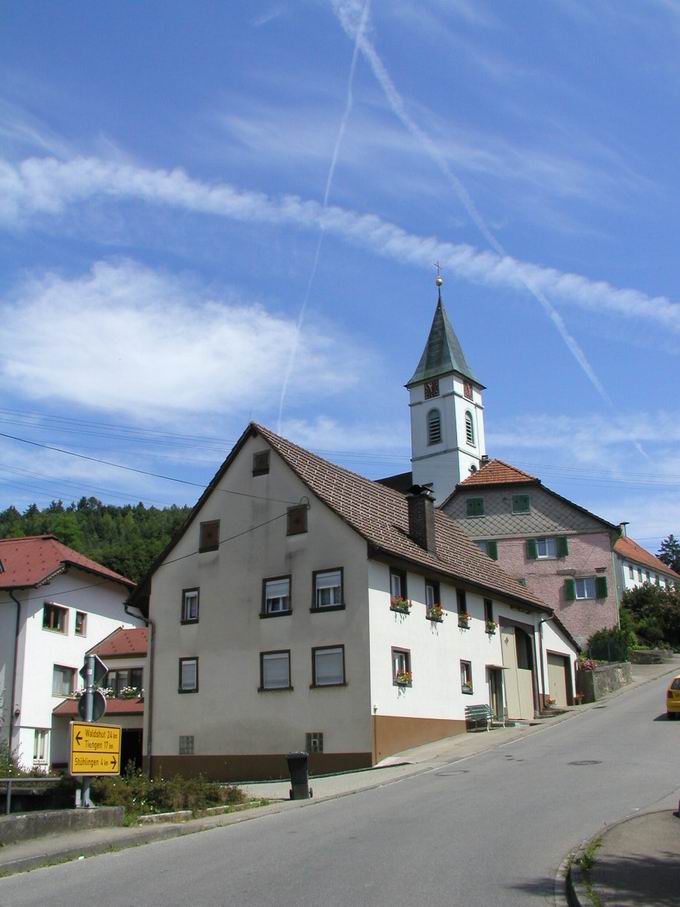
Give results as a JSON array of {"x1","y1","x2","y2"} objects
[
  {"x1": 485, "y1": 620, "x2": 498, "y2": 635},
  {"x1": 394, "y1": 671, "x2": 412, "y2": 686},
  {"x1": 390, "y1": 596, "x2": 412, "y2": 615},
  {"x1": 426, "y1": 604, "x2": 445, "y2": 623},
  {"x1": 458, "y1": 612, "x2": 471, "y2": 629}
]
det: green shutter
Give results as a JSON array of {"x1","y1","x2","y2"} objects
[
  {"x1": 556, "y1": 536, "x2": 569, "y2": 558},
  {"x1": 466, "y1": 497, "x2": 484, "y2": 517},
  {"x1": 526, "y1": 539, "x2": 538, "y2": 559},
  {"x1": 488, "y1": 540, "x2": 498, "y2": 560},
  {"x1": 564, "y1": 578, "x2": 576, "y2": 601},
  {"x1": 595, "y1": 576, "x2": 608, "y2": 599}
]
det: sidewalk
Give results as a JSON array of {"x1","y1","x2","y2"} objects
[
  {"x1": 565, "y1": 655, "x2": 680, "y2": 907},
  {"x1": 1, "y1": 656, "x2": 678, "y2": 880}
]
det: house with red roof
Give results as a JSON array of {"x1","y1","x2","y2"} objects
[
  {"x1": 128, "y1": 422, "x2": 577, "y2": 782},
  {"x1": 0, "y1": 535, "x2": 141, "y2": 770},
  {"x1": 52, "y1": 627, "x2": 147, "y2": 769},
  {"x1": 614, "y1": 533, "x2": 680, "y2": 593},
  {"x1": 441, "y1": 459, "x2": 621, "y2": 647}
]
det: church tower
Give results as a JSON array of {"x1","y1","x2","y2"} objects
[{"x1": 406, "y1": 277, "x2": 486, "y2": 504}]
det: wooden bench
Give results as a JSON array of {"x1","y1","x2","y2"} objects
[{"x1": 465, "y1": 703, "x2": 492, "y2": 732}]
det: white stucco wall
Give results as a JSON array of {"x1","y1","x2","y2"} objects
[
  {"x1": 147, "y1": 433, "x2": 372, "y2": 761},
  {"x1": 617, "y1": 555, "x2": 677, "y2": 592},
  {"x1": 368, "y1": 561, "x2": 524, "y2": 720},
  {"x1": 1, "y1": 571, "x2": 138, "y2": 768}
]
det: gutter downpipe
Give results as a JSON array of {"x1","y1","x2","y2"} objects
[
  {"x1": 125, "y1": 601, "x2": 154, "y2": 778},
  {"x1": 537, "y1": 617, "x2": 553, "y2": 711},
  {"x1": 7, "y1": 590, "x2": 22, "y2": 753}
]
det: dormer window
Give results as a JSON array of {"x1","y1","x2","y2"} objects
[
  {"x1": 465, "y1": 411, "x2": 475, "y2": 446},
  {"x1": 427, "y1": 409, "x2": 442, "y2": 445},
  {"x1": 424, "y1": 379, "x2": 439, "y2": 399}
]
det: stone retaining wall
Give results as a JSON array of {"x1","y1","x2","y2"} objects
[
  {"x1": 0, "y1": 806, "x2": 124, "y2": 846},
  {"x1": 576, "y1": 662, "x2": 632, "y2": 703}
]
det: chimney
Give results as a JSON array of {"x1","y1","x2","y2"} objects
[
  {"x1": 480, "y1": 454, "x2": 490, "y2": 467},
  {"x1": 407, "y1": 485, "x2": 437, "y2": 554},
  {"x1": 619, "y1": 521, "x2": 629, "y2": 538}
]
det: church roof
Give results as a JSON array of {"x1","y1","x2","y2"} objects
[{"x1": 406, "y1": 297, "x2": 480, "y2": 387}]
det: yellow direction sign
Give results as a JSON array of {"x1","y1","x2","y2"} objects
[{"x1": 70, "y1": 722, "x2": 122, "y2": 776}]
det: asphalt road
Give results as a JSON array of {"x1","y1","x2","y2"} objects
[{"x1": 2, "y1": 675, "x2": 678, "y2": 907}]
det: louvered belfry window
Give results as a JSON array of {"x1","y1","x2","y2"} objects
[{"x1": 427, "y1": 409, "x2": 442, "y2": 445}]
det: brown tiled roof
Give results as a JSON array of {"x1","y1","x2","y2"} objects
[
  {"x1": 255, "y1": 425, "x2": 549, "y2": 611},
  {"x1": 615, "y1": 536, "x2": 680, "y2": 580},
  {"x1": 53, "y1": 698, "x2": 144, "y2": 716},
  {"x1": 0, "y1": 535, "x2": 135, "y2": 590},
  {"x1": 460, "y1": 459, "x2": 537, "y2": 487},
  {"x1": 89, "y1": 627, "x2": 148, "y2": 658}
]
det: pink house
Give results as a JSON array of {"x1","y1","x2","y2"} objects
[{"x1": 442, "y1": 460, "x2": 621, "y2": 647}]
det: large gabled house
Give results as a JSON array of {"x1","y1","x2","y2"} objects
[
  {"x1": 441, "y1": 459, "x2": 621, "y2": 648},
  {"x1": 0, "y1": 535, "x2": 140, "y2": 769},
  {"x1": 129, "y1": 423, "x2": 577, "y2": 781}
]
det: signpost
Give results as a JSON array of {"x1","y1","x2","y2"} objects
[
  {"x1": 70, "y1": 722, "x2": 122, "y2": 776},
  {"x1": 74, "y1": 653, "x2": 110, "y2": 807}
]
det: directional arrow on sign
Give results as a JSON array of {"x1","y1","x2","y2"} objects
[
  {"x1": 75, "y1": 731, "x2": 83, "y2": 746},
  {"x1": 110, "y1": 756, "x2": 117, "y2": 770}
]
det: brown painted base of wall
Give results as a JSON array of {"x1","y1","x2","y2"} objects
[
  {"x1": 145, "y1": 751, "x2": 373, "y2": 782},
  {"x1": 373, "y1": 715, "x2": 466, "y2": 762}
]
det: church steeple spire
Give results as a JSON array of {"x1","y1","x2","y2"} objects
[{"x1": 407, "y1": 279, "x2": 486, "y2": 504}]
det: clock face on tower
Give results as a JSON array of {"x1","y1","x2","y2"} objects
[{"x1": 424, "y1": 379, "x2": 440, "y2": 399}]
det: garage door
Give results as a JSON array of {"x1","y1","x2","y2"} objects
[{"x1": 547, "y1": 653, "x2": 569, "y2": 707}]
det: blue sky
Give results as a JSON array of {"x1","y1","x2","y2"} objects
[{"x1": 1, "y1": 0, "x2": 679, "y2": 553}]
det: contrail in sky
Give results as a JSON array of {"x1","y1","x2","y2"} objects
[
  {"x1": 276, "y1": 0, "x2": 371, "y2": 433},
  {"x1": 331, "y1": 0, "x2": 614, "y2": 410}
]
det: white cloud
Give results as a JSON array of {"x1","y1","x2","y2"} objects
[
  {"x1": 0, "y1": 259, "x2": 367, "y2": 420},
  {"x1": 1, "y1": 155, "x2": 679, "y2": 337}
]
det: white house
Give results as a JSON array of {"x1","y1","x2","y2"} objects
[
  {"x1": 0, "y1": 535, "x2": 140, "y2": 769},
  {"x1": 52, "y1": 626, "x2": 147, "y2": 770},
  {"x1": 130, "y1": 423, "x2": 578, "y2": 781},
  {"x1": 614, "y1": 532, "x2": 680, "y2": 594}
]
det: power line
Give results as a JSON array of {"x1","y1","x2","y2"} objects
[{"x1": 0, "y1": 430, "x2": 300, "y2": 506}]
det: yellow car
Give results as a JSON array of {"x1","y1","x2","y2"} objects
[{"x1": 667, "y1": 675, "x2": 680, "y2": 720}]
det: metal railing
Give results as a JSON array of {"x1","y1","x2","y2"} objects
[{"x1": 0, "y1": 776, "x2": 61, "y2": 815}]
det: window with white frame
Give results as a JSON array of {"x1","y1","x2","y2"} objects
[
  {"x1": 181, "y1": 588, "x2": 199, "y2": 623},
  {"x1": 179, "y1": 657, "x2": 198, "y2": 693},
  {"x1": 536, "y1": 537, "x2": 557, "y2": 559},
  {"x1": 575, "y1": 577, "x2": 597, "y2": 600},
  {"x1": 312, "y1": 646, "x2": 345, "y2": 686},
  {"x1": 425, "y1": 580, "x2": 440, "y2": 608},
  {"x1": 43, "y1": 602, "x2": 68, "y2": 633},
  {"x1": 263, "y1": 576, "x2": 291, "y2": 614},
  {"x1": 33, "y1": 729, "x2": 49, "y2": 764},
  {"x1": 390, "y1": 569, "x2": 407, "y2": 599},
  {"x1": 313, "y1": 569, "x2": 343, "y2": 609},
  {"x1": 460, "y1": 660, "x2": 473, "y2": 694},
  {"x1": 465, "y1": 411, "x2": 475, "y2": 446},
  {"x1": 628, "y1": 564, "x2": 634, "y2": 579},
  {"x1": 260, "y1": 651, "x2": 291, "y2": 690},
  {"x1": 105, "y1": 668, "x2": 143, "y2": 697},
  {"x1": 74, "y1": 611, "x2": 87, "y2": 636},
  {"x1": 392, "y1": 648, "x2": 412, "y2": 685},
  {"x1": 179, "y1": 735, "x2": 194, "y2": 755},
  {"x1": 52, "y1": 665, "x2": 76, "y2": 697}
]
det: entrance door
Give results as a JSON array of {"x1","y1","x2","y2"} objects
[
  {"x1": 121, "y1": 729, "x2": 143, "y2": 771},
  {"x1": 501, "y1": 625, "x2": 535, "y2": 720},
  {"x1": 547, "y1": 653, "x2": 570, "y2": 707},
  {"x1": 487, "y1": 668, "x2": 505, "y2": 722}
]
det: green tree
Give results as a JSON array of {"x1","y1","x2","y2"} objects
[
  {"x1": 658, "y1": 534, "x2": 680, "y2": 573},
  {"x1": 622, "y1": 583, "x2": 680, "y2": 649}
]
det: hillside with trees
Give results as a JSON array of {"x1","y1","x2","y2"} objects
[{"x1": 0, "y1": 498, "x2": 191, "y2": 583}]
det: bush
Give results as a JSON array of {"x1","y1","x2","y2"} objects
[
  {"x1": 587, "y1": 626, "x2": 631, "y2": 663},
  {"x1": 91, "y1": 763, "x2": 246, "y2": 818}
]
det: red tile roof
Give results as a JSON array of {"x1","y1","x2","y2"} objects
[
  {"x1": 53, "y1": 697, "x2": 144, "y2": 716},
  {"x1": 615, "y1": 536, "x2": 680, "y2": 580},
  {"x1": 89, "y1": 627, "x2": 148, "y2": 658},
  {"x1": 0, "y1": 535, "x2": 134, "y2": 590},
  {"x1": 460, "y1": 459, "x2": 537, "y2": 487},
  {"x1": 254, "y1": 425, "x2": 549, "y2": 611}
]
